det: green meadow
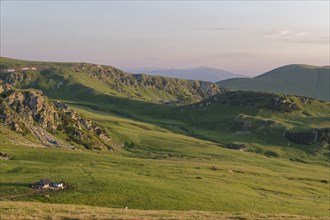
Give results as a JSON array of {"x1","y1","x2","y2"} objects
[{"x1": 1, "y1": 107, "x2": 329, "y2": 217}]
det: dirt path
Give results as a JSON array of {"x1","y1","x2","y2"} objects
[
  {"x1": 0, "y1": 185, "x2": 68, "y2": 200},
  {"x1": 0, "y1": 189, "x2": 44, "y2": 200}
]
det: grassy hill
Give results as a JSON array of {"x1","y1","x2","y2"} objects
[
  {"x1": 1, "y1": 132, "x2": 329, "y2": 217},
  {"x1": 1, "y1": 58, "x2": 328, "y2": 162},
  {"x1": 217, "y1": 64, "x2": 330, "y2": 101},
  {"x1": 160, "y1": 91, "x2": 330, "y2": 163},
  {"x1": 0, "y1": 57, "x2": 222, "y2": 105},
  {"x1": 1, "y1": 57, "x2": 329, "y2": 218}
]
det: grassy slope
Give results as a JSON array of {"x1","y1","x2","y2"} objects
[
  {"x1": 1, "y1": 143, "x2": 329, "y2": 217},
  {"x1": 71, "y1": 99, "x2": 329, "y2": 164},
  {"x1": 1, "y1": 58, "x2": 329, "y2": 217},
  {"x1": 159, "y1": 91, "x2": 330, "y2": 163},
  {"x1": 2, "y1": 58, "x2": 328, "y2": 162},
  {"x1": 1, "y1": 107, "x2": 329, "y2": 217},
  {"x1": 217, "y1": 64, "x2": 330, "y2": 101},
  {"x1": 0, "y1": 57, "x2": 220, "y2": 105}
]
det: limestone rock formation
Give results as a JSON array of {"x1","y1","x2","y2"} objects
[{"x1": 0, "y1": 89, "x2": 115, "y2": 150}]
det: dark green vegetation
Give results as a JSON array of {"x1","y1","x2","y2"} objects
[
  {"x1": 217, "y1": 64, "x2": 330, "y2": 101},
  {"x1": 0, "y1": 57, "x2": 329, "y2": 218}
]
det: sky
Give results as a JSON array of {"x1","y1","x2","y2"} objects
[{"x1": 0, "y1": 1, "x2": 329, "y2": 75}]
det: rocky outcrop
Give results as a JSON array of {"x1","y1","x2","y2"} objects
[
  {"x1": 1, "y1": 90, "x2": 61, "y2": 132},
  {"x1": 0, "y1": 82, "x2": 3, "y2": 94},
  {"x1": 0, "y1": 80, "x2": 13, "y2": 94},
  {"x1": 286, "y1": 128, "x2": 330, "y2": 145},
  {"x1": 268, "y1": 96, "x2": 301, "y2": 112},
  {"x1": 0, "y1": 89, "x2": 115, "y2": 150},
  {"x1": 69, "y1": 64, "x2": 222, "y2": 104},
  {"x1": 53, "y1": 101, "x2": 112, "y2": 144},
  {"x1": 226, "y1": 143, "x2": 246, "y2": 150},
  {"x1": 133, "y1": 74, "x2": 220, "y2": 99},
  {"x1": 182, "y1": 91, "x2": 304, "y2": 113}
]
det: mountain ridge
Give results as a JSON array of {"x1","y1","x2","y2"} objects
[{"x1": 0, "y1": 57, "x2": 223, "y2": 105}]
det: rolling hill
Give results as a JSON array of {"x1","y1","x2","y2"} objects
[
  {"x1": 0, "y1": 57, "x2": 222, "y2": 106},
  {"x1": 1, "y1": 57, "x2": 329, "y2": 161},
  {"x1": 163, "y1": 91, "x2": 330, "y2": 161},
  {"x1": 1, "y1": 57, "x2": 329, "y2": 219},
  {"x1": 128, "y1": 66, "x2": 244, "y2": 82},
  {"x1": 217, "y1": 64, "x2": 330, "y2": 101}
]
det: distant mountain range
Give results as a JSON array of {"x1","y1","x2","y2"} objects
[
  {"x1": 217, "y1": 64, "x2": 330, "y2": 101},
  {"x1": 127, "y1": 66, "x2": 245, "y2": 82}
]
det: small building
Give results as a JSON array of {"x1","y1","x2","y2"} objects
[
  {"x1": 31, "y1": 179, "x2": 64, "y2": 189},
  {"x1": 32, "y1": 179, "x2": 52, "y2": 189},
  {"x1": 31, "y1": 67, "x2": 37, "y2": 70},
  {"x1": 51, "y1": 182, "x2": 64, "y2": 189},
  {"x1": 6, "y1": 69, "x2": 15, "y2": 72},
  {"x1": 21, "y1": 67, "x2": 30, "y2": 71}
]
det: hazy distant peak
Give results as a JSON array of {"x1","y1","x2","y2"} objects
[{"x1": 126, "y1": 66, "x2": 245, "y2": 82}]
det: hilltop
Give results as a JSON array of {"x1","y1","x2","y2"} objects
[
  {"x1": 217, "y1": 64, "x2": 330, "y2": 101},
  {"x1": 0, "y1": 57, "x2": 222, "y2": 105}
]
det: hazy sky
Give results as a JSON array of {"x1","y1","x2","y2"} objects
[{"x1": 1, "y1": 1, "x2": 329, "y2": 75}]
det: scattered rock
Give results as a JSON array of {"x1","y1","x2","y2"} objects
[
  {"x1": 226, "y1": 143, "x2": 246, "y2": 150},
  {"x1": 286, "y1": 128, "x2": 330, "y2": 145},
  {"x1": 268, "y1": 96, "x2": 301, "y2": 112},
  {"x1": 0, "y1": 152, "x2": 11, "y2": 160}
]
